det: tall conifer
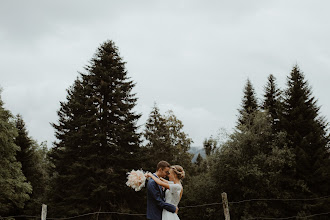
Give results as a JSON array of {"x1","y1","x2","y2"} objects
[
  {"x1": 282, "y1": 65, "x2": 330, "y2": 213},
  {"x1": 262, "y1": 74, "x2": 282, "y2": 133},
  {"x1": 49, "y1": 40, "x2": 141, "y2": 217},
  {"x1": 0, "y1": 92, "x2": 32, "y2": 216},
  {"x1": 15, "y1": 115, "x2": 49, "y2": 216},
  {"x1": 237, "y1": 79, "x2": 258, "y2": 127}
]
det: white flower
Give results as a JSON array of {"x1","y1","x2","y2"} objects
[{"x1": 126, "y1": 169, "x2": 147, "y2": 191}]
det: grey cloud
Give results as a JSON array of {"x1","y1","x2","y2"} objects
[{"x1": 1, "y1": 0, "x2": 330, "y2": 147}]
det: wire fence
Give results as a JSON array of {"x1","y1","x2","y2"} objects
[
  {"x1": 245, "y1": 211, "x2": 330, "y2": 220},
  {"x1": 228, "y1": 194, "x2": 330, "y2": 204},
  {"x1": 1, "y1": 194, "x2": 330, "y2": 220}
]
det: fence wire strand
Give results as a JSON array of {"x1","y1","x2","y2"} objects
[
  {"x1": 47, "y1": 211, "x2": 146, "y2": 220},
  {"x1": 1, "y1": 194, "x2": 330, "y2": 220},
  {"x1": 246, "y1": 211, "x2": 330, "y2": 220},
  {"x1": 229, "y1": 194, "x2": 330, "y2": 204}
]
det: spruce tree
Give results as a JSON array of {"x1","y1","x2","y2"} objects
[
  {"x1": 49, "y1": 40, "x2": 142, "y2": 218},
  {"x1": 0, "y1": 92, "x2": 32, "y2": 216},
  {"x1": 14, "y1": 115, "x2": 49, "y2": 216},
  {"x1": 237, "y1": 79, "x2": 258, "y2": 127},
  {"x1": 15, "y1": 115, "x2": 34, "y2": 176},
  {"x1": 282, "y1": 65, "x2": 330, "y2": 214},
  {"x1": 262, "y1": 74, "x2": 282, "y2": 133}
]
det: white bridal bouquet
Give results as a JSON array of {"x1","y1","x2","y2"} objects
[{"x1": 126, "y1": 169, "x2": 149, "y2": 191}]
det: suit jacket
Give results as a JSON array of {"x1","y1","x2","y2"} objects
[{"x1": 146, "y1": 173, "x2": 176, "y2": 220}]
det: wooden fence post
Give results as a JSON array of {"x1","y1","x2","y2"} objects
[
  {"x1": 41, "y1": 204, "x2": 47, "y2": 220},
  {"x1": 221, "y1": 192, "x2": 230, "y2": 220}
]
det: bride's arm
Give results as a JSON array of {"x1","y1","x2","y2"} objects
[
  {"x1": 146, "y1": 173, "x2": 170, "y2": 189},
  {"x1": 160, "y1": 177, "x2": 170, "y2": 183}
]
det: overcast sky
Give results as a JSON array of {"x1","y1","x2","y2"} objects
[{"x1": 1, "y1": 0, "x2": 330, "y2": 148}]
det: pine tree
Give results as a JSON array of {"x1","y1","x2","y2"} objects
[
  {"x1": 237, "y1": 79, "x2": 258, "y2": 127},
  {"x1": 49, "y1": 40, "x2": 142, "y2": 218},
  {"x1": 14, "y1": 115, "x2": 49, "y2": 216},
  {"x1": 282, "y1": 65, "x2": 330, "y2": 213},
  {"x1": 262, "y1": 74, "x2": 282, "y2": 133},
  {"x1": 15, "y1": 115, "x2": 34, "y2": 176},
  {"x1": 0, "y1": 92, "x2": 32, "y2": 216}
]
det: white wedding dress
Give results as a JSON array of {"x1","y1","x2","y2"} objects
[{"x1": 162, "y1": 182, "x2": 182, "y2": 220}]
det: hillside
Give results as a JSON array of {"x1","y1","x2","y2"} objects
[{"x1": 189, "y1": 146, "x2": 206, "y2": 163}]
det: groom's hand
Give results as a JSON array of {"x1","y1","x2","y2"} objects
[{"x1": 175, "y1": 207, "x2": 179, "y2": 214}]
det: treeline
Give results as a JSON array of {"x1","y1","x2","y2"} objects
[
  {"x1": 182, "y1": 69, "x2": 330, "y2": 219},
  {"x1": 0, "y1": 40, "x2": 329, "y2": 219}
]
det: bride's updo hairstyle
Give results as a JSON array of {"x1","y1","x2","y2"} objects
[{"x1": 171, "y1": 165, "x2": 185, "y2": 181}]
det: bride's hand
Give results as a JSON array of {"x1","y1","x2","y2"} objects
[{"x1": 145, "y1": 172, "x2": 151, "y2": 178}]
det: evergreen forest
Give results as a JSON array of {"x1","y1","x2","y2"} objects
[{"x1": 1, "y1": 40, "x2": 329, "y2": 220}]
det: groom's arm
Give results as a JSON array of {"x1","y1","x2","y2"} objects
[{"x1": 148, "y1": 180, "x2": 177, "y2": 213}]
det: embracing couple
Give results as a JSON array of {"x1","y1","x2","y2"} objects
[{"x1": 146, "y1": 161, "x2": 185, "y2": 220}]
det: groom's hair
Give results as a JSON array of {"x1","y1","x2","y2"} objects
[{"x1": 157, "y1": 161, "x2": 171, "y2": 171}]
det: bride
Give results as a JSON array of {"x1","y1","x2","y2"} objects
[{"x1": 146, "y1": 165, "x2": 185, "y2": 220}]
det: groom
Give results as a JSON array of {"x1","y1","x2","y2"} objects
[{"x1": 147, "y1": 161, "x2": 178, "y2": 220}]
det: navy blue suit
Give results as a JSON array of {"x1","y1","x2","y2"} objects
[{"x1": 146, "y1": 174, "x2": 176, "y2": 220}]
